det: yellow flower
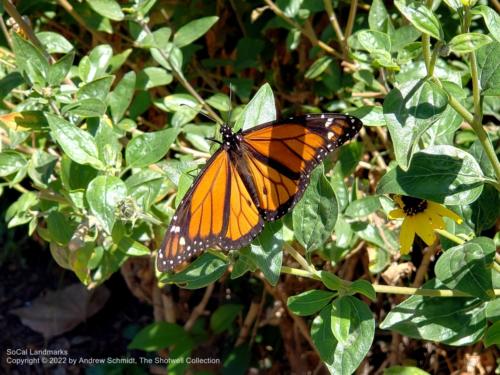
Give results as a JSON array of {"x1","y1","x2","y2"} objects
[{"x1": 389, "y1": 195, "x2": 463, "y2": 255}]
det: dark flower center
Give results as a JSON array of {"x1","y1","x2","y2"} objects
[{"x1": 401, "y1": 196, "x2": 428, "y2": 216}]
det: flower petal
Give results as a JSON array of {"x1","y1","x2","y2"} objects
[
  {"x1": 400, "y1": 217, "x2": 416, "y2": 255},
  {"x1": 427, "y1": 210, "x2": 445, "y2": 230},
  {"x1": 389, "y1": 209, "x2": 405, "y2": 219},
  {"x1": 414, "y1": 213, "x2": 437, "y2": 246},
  {"x1": 427, "y1": 202, "x2": 463, "y2": 224}
]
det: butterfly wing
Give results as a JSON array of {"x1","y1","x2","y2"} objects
[
  {"x1": 239, "y1": 113, "x2": 362, "y2": 221},
  {"x1": 157, "y1": 149, "x2": 264, "y2": 272}
]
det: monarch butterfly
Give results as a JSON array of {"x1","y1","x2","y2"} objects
[{"x1": 157, "y1": 113, "x2": 362, "y2": 272}]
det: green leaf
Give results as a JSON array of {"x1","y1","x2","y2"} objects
[
  {"x1": 476, "y1": 41, "x2": 500, "y2": 96},
  {"x1": 472, "y1": 5, "x2": 500, "y2": 43},
  {"x1": 305, "y1": 56, "x2": 333, "y2": 79},
  {"x1": 77, "y1": 75, "x2": 114, "y2": 101},
  {"x1": 377, "y1": 145, "x2": 485, "y2": 205},
  {"x1": 293, "y1": 167, "x2": 338, "y2": 252},
  {"x1": 335, "y1": 141, "x2": 364, "y2": 177},
  {"x1": 117, "y1": 237, "x2": 151, "y2": 256},
  {"x1": 383, "y1": 79, "x2": 448, "y2": 170},
  {"x1": 0, "y1": 151, "x2": 27, "y2": 177},
  {"x1": 136, "y1": 67, "x2": 173, "y2": 90},
  {"x1": 79, "y1": 44, "x2": 113, "y2": 82},
  {"x1": 240, "y1": 221, "x2": 283, "y2": 286},
  {"x1": 48, "y1": 51, "x2": 75, "y2": 86},
  {"x1": 210, "y1": 304, "x2": 243, "y2": 333},
  {"x1": 223, "y1": 345, "x2": 251, "y2": 375},
  {"x1": 206, "y1": 93, "x2": 231, "y2": 111},
  {"x1": 234, "y1": 83, "x2": 276, "y2": 131},
  {"x1": 126, "y1": 127, "x2": 180, "y2": 168},
  {"x1": 349, "y1": 279, "x2": 376, "y2": 301},
  {"x1": 435, "y1": 237, "x2": 496, "y2": 300},
  {"x1": 47, "y1": 211, "x2": 74, "y2": 245},
  {"x1": 151, "y1": 44, "x2": 183, "y2": 72},
  {"x1": 0, "y1": 72, "x2": 24, "y2": 100},
  {"x1": 345, "y1": 196, "x2": 381, "y2": 218},
  {"x1": 357, "y1": 30, "x2": 391, "y2": 53},
  {"x1": 46, "y1": 114, "x2": 103, "y2": 169},
  {"x1": 394, "y1": 0, "x2": 443, "y2": 40},
  {"x1": 330, "y1": 297, "x2": 352, "y2": 343},
  {"x1": 108, "y1": 71, "x2": 136, "y2": 123},
  {"x1": 287, "y1": 290, "x2": 335, "y2": 316},
  {"x1": 449, "y1": 33, "x2": 493, "y2": 54},
  {"x1": 139, "y1": 27, "x2": 171, "y2": 49},
  {"x1": 36, "y1": 31, "x2": 73, "y2": 53},
  {"x1": 128, "y1": 322, "x2": 188, "y2": 351},
  {"x1": 11, "y1": 33, "x2": 49, "y2": 86},
  {"x1": 369, "y1": 0, "x2": 394, "y2": 33},
  {"x1": 483, "y1": 320, "x2": 500, "y2": 347},
  {"x1": 173, "y1": 16, "x2": 219, "y2": 48},
  {"x1": 350, "y1": 105, "x2": 386, "y2": 127},
  {"x1": 384, "y1": 366, "x2": 431, "y2": 375},
  {"x1": 63, "y1": 98, "x2": 107, "y2": 118},
  {"x1": 380, "y1": 279, "x2": 487, "y2": 346},
  {"x1": 311, "y1": 297, "x2": 375, "y2": 375},
  {"x1": 86, "y1": 175, "x2": 127, "y2": 233},
  {"x1": 161, "y1": 252, "x2": 228, "y2": 289},
  {"x1": 86, "y1": 0, "x2": 124, "y2": 21},
  {"x1": 320, "y1": 271, "x2": 345, "y2": 291}
]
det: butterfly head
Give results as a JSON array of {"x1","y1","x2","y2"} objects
[{"x1": 220, "y1": 124, "x2": 241, "y2": 151}]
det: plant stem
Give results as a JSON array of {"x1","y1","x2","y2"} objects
[
  {"x1": 140, "y1": 23, "x2": 223, "y2": 124},
  {"x1": 2, "y1": 0, "x2": 45, "y2": 52},
  {"x1": 280, "y1": 266, "x2": 500, "y2": 297},
  {"x1": 322, "y1": 0, "x2": 346, "y2": 56},
  {"x1": 284, "y1": 243, "x2": 320, "y2": 277},
  {"x1": 344, "y1": 0, "x2": 358, "y2": 42},
  {"x1": 262, "y1": 0, "x2": 343, "y2": 59},
  {"x1": 434, "y1": 229, "x2": 465, "y2": 245}
]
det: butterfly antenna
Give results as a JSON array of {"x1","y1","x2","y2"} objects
[
  {"x1": 228, "y1": 82, "x2": 234, "y2": 128},
  {"x1": 180, "y1": 104, "x2": 217, "y2": 124}
]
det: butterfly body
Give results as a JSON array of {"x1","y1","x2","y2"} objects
[{"x1": 158, "y1": 113, "x2": 362, "y2": 272}]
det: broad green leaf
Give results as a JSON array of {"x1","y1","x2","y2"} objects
[
  {"x1": 46, "y1": 114, "x2": 103, "y2": 169},
  {"x1": 79, "y1": 44, "x2": 113, "y2": 82},
  {"x1": 36, "y1": 31, "x2": 73, "y2": 53},
  {"x1": 335, "y1": 142, "x2": 364, "y2": 178},
  {"x1": 345, "y1": 196, "x2": 381, "y2": 218},
  {"x1": 128, "y1": 322, "x2": 188, "y2": 351},
  {"x1": 95, "y1": 119, "x2": 121, "y2": 166},
  {"x1": 223, "y1": 345, "x2": 251, "y2": 375},
  {"x1": 472, "y1": 5, "x2": 500, "y2": 43},
  {"x1": 311, "y1": 298, "x2": 375, "y2": 375},
  {"x1": 86, "y1": 175, "x2": 127, "y2": 233},
  {"x1": 117, "y1": 237, "x2": 151, "y2": 256},
  {"x1": 0, "y1": 72, "x2": 24, "y2": 100},
  {"x1": 63, "y1": 98, "x2": 107, "y2": 118},
  {"x1": 206, "y1": 93, "x2": 231, "y2": 111},
  {"x1": 11, "y1": 33, "x2": 49, "y2": 86},
  {"x1": 108, "y1": 71, "x2": 136, "y2": 123},
  {"x1": 330, "y1": 297, "x2": 352, "y2": 343},
  {"x1": 449, "y1": 33, "x2": 493, "y2": 54},
  {"x1": 48, "y1": 51, "x2": 75, "y2": 86},
  {"x1": 383, "y1": 79, "x2": 448, "y2": 170},
  {"x1": 394, "y1": 0, "x2": 443, "y2": 40},
  {"x1": 0, "y1": 151, "x2": 27, "y2": 177},
  {"x1": 126, "y1": 127, "x2": 180, "y2": 168},
  {"x1": 173, "y1": 16, "x2": 219, "y2": 48},
  {"x1": 435, "y1": 237, "x2": 496, "y2": 300},
  {"x1": 350, "y1": 105, "x2": 386, "y2": 127},
  {"x1": 357, "y1": 30, "x2": 391, "y2": 53},
  {"x1": 210, "y1": 304, "x2": 243, "y2": 333},
  {"x1": 305, "y1": 56, "x2": 333, "y2": 79},
  {"x1": 86, "y1": 0, "x2": 124, "y2": 21},
  {"x1": 161, "y1": 252, "x2": 228, "y2": 289},
  {"x1": 287, "y1": 290, "x2": 335, "y2": 316},
  {"x1": 234, "y1": 83, "x2": 276, "y2": 131},
  {"x1": 136, "y1": 67, "x2": 173, "y2": 90},
  {"x1": 139, "y1": 27, "x2": 171, "y2": 49},
  {"x1": 377, "y1": 145, "x2": 485, "y2": 205},
  {"x1": 349, "y1": 279, "x2": 377, "y2": 301},
  {"x1": 476, "y1": 41, "x2": 500, "y2": 96},
  {"x1": 320, "y1": 271, "x2": 345, "y2": 291},
  {"x1": 239, "y1": 221, "x2": 283, "y2": 286},
  {"x1": 108, "y1": 48, "x2": 132, "y2": 73},
  {"x1": 158, "y1": 93, "x2": 198, "y2": 112},
  {"x1": 384, "y1": 366, "x2": 431, "y2": 375},
  {"x1": 77, "y1": 75, "x2": 114, "y2": 101},
  {"x1": 293, "y1": 167, "x2": 338, "y2": 252},
  {"x1": 47, "y1": 211, "x2": 73, "y2": 245},
  {"x1": 380, "y1": 279, "x2": 487, "y2": 345},
  {"x1": 483, "y1": 320, "x2": 500, "y2": 347},
  {"x1": 151, "y1": 44, "x2": 183, "y2": 73},
  {"x1": 27, "y1": 150, "x2": 58, "y2": 188},
  {"x1": 369, "y1": 0, "x2": 394, "y2": 33}
]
